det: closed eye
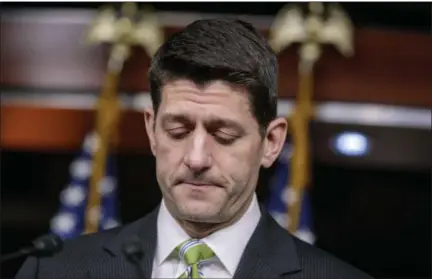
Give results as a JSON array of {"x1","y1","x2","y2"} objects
[
  {"x1": 213, "y1": 131, "x2": 238, "y2": 145},
  {"x1": 166, "y1": 127, "x2": 189, "y2": 139}
]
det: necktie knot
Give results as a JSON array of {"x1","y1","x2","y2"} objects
[{"x1": 175, "y1": 238, "x2": 215, "y2": 266}]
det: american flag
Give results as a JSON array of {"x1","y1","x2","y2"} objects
[
  {"x1": 50, "y1": 132, "x2": 121, "y2": 239},
  {"x1": 266, "y1": 141, "x2": 316, "y2": 244}
]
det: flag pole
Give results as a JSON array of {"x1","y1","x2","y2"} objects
[
  {"x1": 82, "y1": 2, "x2": 164, "y2": 234},
  {"x1": 269, "y1": 2, "x2": 354, "y2": 233},
  {"x1": 83, "y1": 64, "x2": 122, "y2": 234},
  {"x1": 287, "y1": 62, "x2": 313, "y2": 233}
]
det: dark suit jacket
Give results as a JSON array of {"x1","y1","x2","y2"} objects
[{"x1": 16, "y1": 204, "x2": 374, "y2": 279}]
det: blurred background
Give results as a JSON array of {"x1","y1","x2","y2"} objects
[{"x1": 1, "y1": 2, "x2": 431, "y2": 279}]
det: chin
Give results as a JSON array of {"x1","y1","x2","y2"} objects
[{"x1": 177, "y1": 201, "x2": 223, "y2": 223}]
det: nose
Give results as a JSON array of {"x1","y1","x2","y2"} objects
[{"x1": 183, "y1": 130, "x2": 212, "y2": 173}]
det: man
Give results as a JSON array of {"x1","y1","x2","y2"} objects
[{"x1": 16, "y1": 19, "x2": 373, "y2": 279}]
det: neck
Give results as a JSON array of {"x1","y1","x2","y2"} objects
[{"x1": 175, "y1": 195, "x2": 254, "y2": 239}]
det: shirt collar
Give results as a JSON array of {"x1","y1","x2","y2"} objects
[
  {"x1": 203, "y1": 194, "x2": 261, "y2": 275},
  {"x1": 155, "y1": 194, "x2": 261, "y2": 276},
  {"x1": 155, "y1": 199, "x2": 191, "y2": 266}
]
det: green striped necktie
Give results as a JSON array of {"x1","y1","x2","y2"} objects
[{"x1": 175, "y1": 239, "x2": 215, "y2": 279}]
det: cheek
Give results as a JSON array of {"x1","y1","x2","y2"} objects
[
  {"x1": 154, "y1": 135, "x2": 185, "y2": 179},
  {"x1": 215, "y1": 143, "x2": 262, "y2": 189},
  {"x1": 155, "y1": 130, "x2": 184, "y2": 158}
]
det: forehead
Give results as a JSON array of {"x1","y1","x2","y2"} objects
[{"x1": 158, "y1": 79, "x2": 255, "y2": 121}]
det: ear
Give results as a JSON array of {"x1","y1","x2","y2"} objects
[
  {"x1": 261, "y1": 117, "x2": 288, "y2": 168},
  {"x1": 144, "y1": 107, "x2": 157, "y2": 156}
]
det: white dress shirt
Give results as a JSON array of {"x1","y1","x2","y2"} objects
[{"x1": 151, "y1": 194, "x2": 261, "y2": 278}]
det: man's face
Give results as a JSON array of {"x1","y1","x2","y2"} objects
[{"x1": 144, "y1": 79, "x2": 286, "y2": 223}]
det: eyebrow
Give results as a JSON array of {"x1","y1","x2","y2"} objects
[
  {"x1": 160, "y1": 113, "x2": 245, "y2": 133},
  {"x1": 207, "y1": 117, "x2": 245, "y2": 134},
  {"x1": 160, "y1": 113, "x2": 190, "y2": 125}
]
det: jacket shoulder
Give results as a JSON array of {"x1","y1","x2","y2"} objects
[
  {"x1": 61, "y1": 226, "x2": 123, "y2": 252},
  {"x1": 291, "y1": 237, "x2": 374, "y2": 279},
  {"x1": 16, "y1": 226, "x2": 123, "y2": 279},
  {"x1": 16, "y1": 206, "x2": 160, "y2": 279}
]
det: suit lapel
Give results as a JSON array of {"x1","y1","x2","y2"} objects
[
  {"x1": 87, "y1": 202, "x2": 301, "y2": 278},
  {"x1": 234, "y1": 207, "x2": 302, "y2": 279},
  {"x1": 89, "y1": 205, "x2": 160, "y2": 278},
  {"x1": 135, "y1": 206, "x2": 160, "y2": 278}
]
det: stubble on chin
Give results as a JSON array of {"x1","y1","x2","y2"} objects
[{"x1": 175, "y1": 200, "x2": 223, "y2": 222}]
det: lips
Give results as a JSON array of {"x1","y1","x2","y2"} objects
[{"x1": 180, "y1": 181, "x2": 222, "y2": 188}]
